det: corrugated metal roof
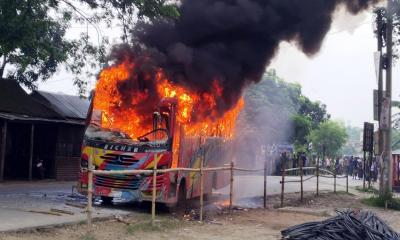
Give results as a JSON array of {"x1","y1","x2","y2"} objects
[
  {"x1": 31, "y1": 91, "x2": 90, "y2": 120},
  {"x1": 0, "y1": 80, "x2": 62, "y2": 119},
  {"x1": 0, "y1": 112, "x2": 84, "y2": 125}
]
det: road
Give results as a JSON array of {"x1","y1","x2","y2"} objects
[
  {"x1": 0, "y1": 175, "x2": 367, "y2": 232},
  {"x1": 0, "y1": 181, "x2": 130, "y2": 232},
  {"x1": 231, "y1": 174, "x2": 365, "y2": 198}
]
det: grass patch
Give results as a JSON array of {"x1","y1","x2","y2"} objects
[
  {"x1": 80, "y1": 233, "x2": 96, "y2": 240},
  {"x1": 355, "y1": 186, "x2": 379, "y2": 194},
  {"x1": 126, "y1": 218, "x2": 181, "y2": 234},
  {"x1": 362, "y1": 196, "x2": 400, "y2": 210}
]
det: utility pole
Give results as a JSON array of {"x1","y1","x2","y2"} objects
[
  {"x1": 376, "y1": 8, "x2": 384, "y2": 157},
  {"x1": 381, "y1": 0, "x2": 394, "y2": 199}
]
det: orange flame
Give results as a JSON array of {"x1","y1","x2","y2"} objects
[{"x1": 93, "y1": 61, "x2": 244, "y2": 139}]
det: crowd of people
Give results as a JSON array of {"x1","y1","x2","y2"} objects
[{"x1": 274, "y1": 153, "x2": 379, "y2": 184}]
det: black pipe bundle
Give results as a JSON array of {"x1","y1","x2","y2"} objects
[{"x1": 281, "y1": 210, "x2": 400, "y2": 240}]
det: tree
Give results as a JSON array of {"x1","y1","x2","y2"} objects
[
  {"x1": 0, "y1": 0, "x2": 72, "y2": 87},
  {"x1": 0, "y1": 0, "x2": 178, "y2": 93},
  {"x1": 298, "y1": 96, "x2": 330, "y2": 129},
  {"x1": 79, "y1": 0, "x2": 179, "y2": 43},
  {"x1": 290, "y1": 114, "x2": 312, "y2": 152},
  {"x1": 310, "y1": 120, "x2": 348, "y2": 159}
]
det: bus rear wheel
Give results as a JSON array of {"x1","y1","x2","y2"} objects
[{"x1": 178, "y1": 183, "x2": 186, "y2": 204}]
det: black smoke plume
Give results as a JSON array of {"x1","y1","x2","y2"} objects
[{"x1": 109, "y1": 0, "x2": 380, "y2": 119}]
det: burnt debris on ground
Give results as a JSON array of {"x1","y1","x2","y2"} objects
[{"x1": 281, "y1": 210, "x2": 400, "y2": 240}]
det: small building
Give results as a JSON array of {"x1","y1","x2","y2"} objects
[{"x1": 0, "y1": 80, "x2": 89, "y2": 181}]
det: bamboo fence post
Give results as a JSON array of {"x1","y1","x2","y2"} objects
[
  {"x1": 300, "y1": 156, "x2": 303, "y2": 202},
  {"x1": 346, "y1": 167, "x2": 349, "y2": 193},
  {"x1": 229, "y1": 161, "x2": 234, "y2": 211},
  {"x1": 280, "y1": 155, "x2": 285, "y2": 208},
  {"x1": 199, "y1": 148, "x2": 204, "y2": 222},
  {"x1": 316, "y1": 157, "x2": 319, "y2": 196},
  {"x1": 87, "y1": 149, "x2": 94, "y2": 231},
  {"x1": 263, "y1": 157, "x2": 267, "y2": 209},
  {"x1": 334, "y1": 167, "x2": 337, "y2": 194},
  {"x1": 151, "y1": 153, "x2": 158, "y2": 226}
]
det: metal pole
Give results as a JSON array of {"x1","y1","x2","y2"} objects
[
  {"x1": 0, "y1": 121, "x2": 7, "y2": 181},
  {"x1": 263, "y1": 156, "x2": 267, "y2": 209},
  {"x1": 363, "y1": 151, "x2": 366, "y2": 191},
  {"x1": 28, "y1": 124, "x2": 34, "y2": 181},
  {"x1": 300, "y1": 154, "x2": 303, "y2": 202},
  {"x1": 199, "y1": 149, "x2": 204, "y2": 222},
  {"x1": 87, "y1": 149, "x2": 94, "y2": 230},
  {"x1": 377, "y1": 8, "x2": 384, "y2": 158},
  {"x1": 229, "y1": 161, "x2": 234, "y2": 211},
  {"x1": 152, "y1": 153, "x2": 158, "y2": 226},
  {"x1": 368, "y1": 152, "x2": 372, "y2": 189},
  {"x1": 380, "y1": 0, "x2": 393, "y2": 199}
]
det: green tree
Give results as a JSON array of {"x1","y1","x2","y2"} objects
[
  {"x1": 0, "y1": 0, "x2": 178, "y2": 93},
  {"x1": 310, "y1": 120, "x2": 348, "y2": 159},
  {"x1": 70, "y1": 0, "x2": 179, "y2": 43},
  {"x1": 298, "y1": 96, "x2": 330, "y2": 129},
  {"x1": 290, "y1": 114, "x2": 312, "y2": 152},
  {"x1": 0, "y1": 0, "x2": 71, "y2": 87}
]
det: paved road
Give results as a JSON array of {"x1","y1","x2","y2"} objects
[
  {"x1": 0, "y1": 181, "x2": 130, "y2": 232},
  {"x1": 230, "y1": 174, "x2": 366, "y2": 199},
  {"x1": 0, "y1": 176, "x2": 368, "y2": 232}
]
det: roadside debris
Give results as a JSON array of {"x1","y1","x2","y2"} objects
[
  {"x1": 27, "y1": 209, "x2": 62, "y2": 216},
  {"x1": 281, "y1": 210, "x2": 400, "y2": 240},
  {"x1": 50, "y1": 208, "x2": 75, "y2": 215},
  {"x1": 65, "y1": 202, "x2": 86, "y2": 209},
  {"x1": 114, "y1": 214, "x2": 132, "y2": 225}
]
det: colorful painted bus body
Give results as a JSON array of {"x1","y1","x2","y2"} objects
[{"x1": 79, "y1": 98, "x2": 230, "y2": 205}]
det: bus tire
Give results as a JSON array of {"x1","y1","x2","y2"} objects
[
  {"x1": 178, "y1": 179, "x2": 186, "y2": 204},
  {"x1": 101, "y1": 196, "x2": 113, "y2": 205}
]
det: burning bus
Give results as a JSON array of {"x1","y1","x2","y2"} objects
[{"x1": 79, "y1": 61, "x2": 244, "y2": 206}]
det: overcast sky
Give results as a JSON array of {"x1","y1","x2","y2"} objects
[{"x1": 38, "y1": 6, "x2": 400, "y2": 128}]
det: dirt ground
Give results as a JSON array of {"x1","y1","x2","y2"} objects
[{"x1": 1, "y1": 192, "x2": 400, "y2": 240}]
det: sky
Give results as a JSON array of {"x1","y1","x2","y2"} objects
[{"x1": 38, "y1": 5, "x2": 400, "y2": 128}]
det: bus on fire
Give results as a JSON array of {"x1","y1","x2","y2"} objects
[{"x1": 79, "y1": 97, "x2": 233, "y2": 207}]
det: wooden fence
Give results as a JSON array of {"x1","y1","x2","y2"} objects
[
  {"x1": 85, "y1": 153, "x2": 265, "y2": 229},
  {"x1": 84, "y1": 151, "x2": 352, "y2": 231},
  {"x1": 279, "y1": 162, "x2": 349, "y2": 207}
]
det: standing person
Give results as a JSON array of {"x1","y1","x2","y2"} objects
[
  {"x1": 353, "y1": 158, "x2": 358, "y2": 180},
  {"x1": 36, "y1": 159, "x2": 45, "y2": 180},
  {"x1": 300, "y1": 152, "x2": 307, "y2": 175},
  {"x1": 358, "y1": 160, "x2": 363, "y2": 180},
  {"x1": 349, "y1": 157, "x2": 354, "y2": 178},
  {"x1": 335, "y1": 158, "x2": 340, "y2": 175},
  {"x1": 371, "y1": 161, "x2": 377, "y2": 184}
]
